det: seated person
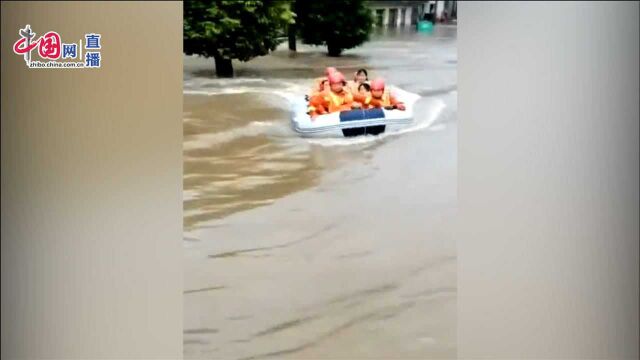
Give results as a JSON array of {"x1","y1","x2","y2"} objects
[
  {"x1": 308, "y1": 72, "x2": 379, "y2": 119},
  {"x1": 309, "y1": 67, "x2": 337, "y2": 97},
  {"x1": 353, "y1": 83, "x2": 372, "y2": 109},
  {"x1": 310, "y1": 79, "x2": 329, "y2": 97},
  {"x1": 358, "y1": 83, "x2": 371, "y2": 95},
  {"x1": 346, "y1": 68, "x2": 369, "y2": 94},
  {"x1": 306, "y1": 79, "x2": 329, "y2": 113},
  {"x1": 368, "y1": 78, "x2": 406, "y2": 111}
]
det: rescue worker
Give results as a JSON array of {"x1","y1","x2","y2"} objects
[
  {"x1": 308, "y1": 72, "x2": 377, "y2": 119},
  {"x1": 310, "y1": 67, "x2": 337, "y2": 95},
  {"x1": 309, "y1": 79, "x2": 329, "y2": 97},
  {"x1": 306, "y1": 79, "x2": 328, "y2": 117},
  {"x1": 368, "y1": 78, "x2": 406, "y2": 110}
]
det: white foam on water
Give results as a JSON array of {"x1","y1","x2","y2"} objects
[
  {"x1": 183, "y1": 81, "x2": 309, "y2": 101},
  {"x1": 188, "y1": 78, "x2": 268, "y2": 87},
  {"x1": 304, "y1": 98, "x2": 448, "y2": 147},
  {"x1": 428, "y1": 124, "x2": 447, "y2": 132},
  {"x1": 183, "y1": 120, "x2": 280, "y2": 150},
  {"x1": 183, "y1": 77, "x2": 452, "y2": 150},
  {"x1": 183, "y1": 189, "x2": 199, "y2": 202},
  {"x1": 184, "y1": 88, "x2": 263, "y2": 96}
]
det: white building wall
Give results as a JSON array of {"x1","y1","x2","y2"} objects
[
  {"x1": 436, "y1": 1, "x2": 445, "y2": 20},
  {"x1": 370, "y1": 4, "x2": 425, "y2": 27}
]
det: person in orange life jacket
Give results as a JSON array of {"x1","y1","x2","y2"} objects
[
  {"x1": 309, "y1": 67, "x2": 337, "y2": 96},
  {"x1": 358, "y1": 83, "x2": 371, "y2": 95},
  {"x1": 353, "y1": 83, "x2": 372, "y2": 109},
  {"x1": 308, "y1": 72, "x2": 378, "y2": 119},
  {"x1": 347, "y1": 68, "x2": 369, "y2": 94},
  {"x1": 306, "y1": 67, "x2": 336, "y2": 106},
  {"x1": 369, "y1": 78, "x2": 406, "y2": 111},
  {"x1": 309, "y1": 79, "x2": 329, "y2": 98},
  {"x1": 306, "y1": 78, "x2": 330, "y2": 116}
]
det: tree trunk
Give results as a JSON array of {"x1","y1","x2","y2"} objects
[
  {"x1": 214, "y1": 55, "x2": 233, "y2": 77},
  {"x1": 327, "y1": 43, "x2": 342, "y2": 57},
  {"x1": 288, "y1": 24, "x2": 296, "y2": 52}
]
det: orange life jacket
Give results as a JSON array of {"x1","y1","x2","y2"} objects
[
  {"x1": 377, "y1": 93, "x2": 392, "y2": 107},
  {"x1": 354, "y1": 94, "x2": 374, "y2": 109},
  {"x1": 372, "y1": 92, "x2": 401, "y2": 107},
  {"x1": 324, "y1": 90, "x2": 354, "y2": 112}
]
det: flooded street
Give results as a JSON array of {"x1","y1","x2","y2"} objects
[{"x1": 184, "y1": 25, "x2": 457, "y2": 359}]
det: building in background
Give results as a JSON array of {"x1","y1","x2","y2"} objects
[
  {"x1": 368, "y1": 0, "x2": 456, "y2": 27},
  {"x1": 442, "y1": 0, "x2": 457, "y2": 22}
]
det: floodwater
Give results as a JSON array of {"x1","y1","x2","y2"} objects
[{"x1": 184, "y1": 25, "x2": 457, "y2": 359}]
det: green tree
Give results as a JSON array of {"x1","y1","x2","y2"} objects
[
  {"x1": 184, "y1": 0, "x2": 294, "y2": 77},
  {"x1": 293, "y1": 0, "x2": 373, "y2": 57}
]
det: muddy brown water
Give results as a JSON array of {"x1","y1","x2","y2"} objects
[{"x1": 184, "y1": 26, "x2": 458, "y2": 359}]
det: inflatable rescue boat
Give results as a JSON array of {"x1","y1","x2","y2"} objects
[{"x1": 291, "y1": 87, "x2": 420, "y2": 138}]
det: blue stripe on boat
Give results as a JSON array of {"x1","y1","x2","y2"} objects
[
  {"x1": 339, "y1": 108, "x2": 385, "y2": 122},
  {"x1": 363, "y1": 108, "x2": 385, "y2": 120},
  {"x1": 339, "y1": 109, "x2": 365, "y2": 122}
]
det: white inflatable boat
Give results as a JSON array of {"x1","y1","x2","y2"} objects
[{"x1": 290, "y1": 87, "x2": 420, "y2": 138}]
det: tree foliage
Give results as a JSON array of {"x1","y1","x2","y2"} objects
[
  {"x1": 184, "y1": 0, "x2": 294, "y2": 76},
  {"x1": 293, "y1": 0, "x2": 373, "y2": 56}
]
